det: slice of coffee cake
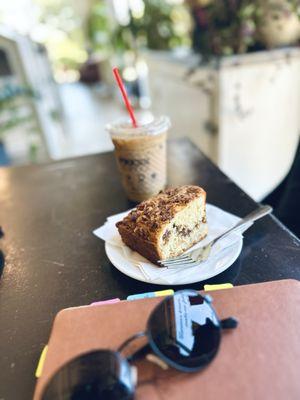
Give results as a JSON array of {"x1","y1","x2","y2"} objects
[{"x1": 116, "y1": 186, "x2": 208, "y2": 264}]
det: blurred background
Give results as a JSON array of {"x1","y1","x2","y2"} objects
[{"x1": 1, "y1": 0, "x2": 300, "y2": 208}]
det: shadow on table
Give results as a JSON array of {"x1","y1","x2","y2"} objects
[
  {"x1": 110, "y1": 257, "x2": 242, "y2": 293},
  {"x1": 0, "y1": 250, "x2": 4, "y2": 279},
  {"x1": 0, "y1": 226, "x2": 4, "y2": 279}
]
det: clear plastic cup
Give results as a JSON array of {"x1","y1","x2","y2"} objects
[{"x1": 106, "y1": 116, "x2": 171, "y2": 202}]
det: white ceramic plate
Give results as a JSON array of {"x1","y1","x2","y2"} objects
[{"x1": 104, "y1": 204, "x2": 244, "y2": 285}]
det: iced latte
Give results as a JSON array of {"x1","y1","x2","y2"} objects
[{"x1": 107, "y1": 116, "x2": 170, "y2": 202}]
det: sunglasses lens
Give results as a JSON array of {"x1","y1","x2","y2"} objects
[
  {"x1": 148, "y1": 290, "x2": 221, "y2": 371},
  {"x1": 41, "y1": 350, "x2": 135, "y2": 400}
]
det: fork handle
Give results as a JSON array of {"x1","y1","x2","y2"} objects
[{"x1": 212, "y1": 205, "x2": 273, "y2": 245}]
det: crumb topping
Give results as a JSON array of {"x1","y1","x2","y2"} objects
[{"x1": 116, "y1": 185, "x2": 205, "y2": 240}]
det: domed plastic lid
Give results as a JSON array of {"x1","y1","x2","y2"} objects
[{"x1": 106, "y1": 116, "x2": 171, "y2": 137}]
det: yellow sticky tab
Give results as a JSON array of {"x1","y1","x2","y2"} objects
[
  {"x1": 204, "y1": 283, "x2": 233, "y2": 292},
  {"x1": 35, "y1": 345, "x2": 48, "y2": 378},
  {"x1": 154, "y1": 289, "x2": 174, "y2": 297}
]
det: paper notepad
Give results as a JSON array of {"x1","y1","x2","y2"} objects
[{"x1": 34, "y1": 280, "x2": 300, "y2": 400}]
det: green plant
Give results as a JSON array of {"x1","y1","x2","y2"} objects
[
  {"x1": 86, "y1": 2, "x2": 114, "y2": 55},
  {"x1": 189, "y1": 1, "x2": 260, "y2": 57},
  {"x1": 188, "y1": 0, "x2": 300, "y2": 58},
  {"x1": 33, "y1": 0, "x2": 88, "y2": 74},
  {"x1": 289, "y1": 0, "x2": 300, "y2": 16},
  {"x1": 87, "y1": 0, "x2": 191, "y2": 55},
  {"x1": 0, "y1": 84, "x2": 35, "y2": 135},
  {"x1": 0, "y1": 83, "x2": 40, "y2": 161}
]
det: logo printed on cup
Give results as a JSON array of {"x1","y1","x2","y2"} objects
[{"x1": 119, "y1": 158, "x2": 150, "y2": 167}]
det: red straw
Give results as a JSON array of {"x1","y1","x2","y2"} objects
[{"x1": 113, "y1": 67, "x2": 137, "y2": 128}]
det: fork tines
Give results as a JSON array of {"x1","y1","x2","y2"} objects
[{"x1": 158, "y1": 255, "x2": 197, "y2": 268}]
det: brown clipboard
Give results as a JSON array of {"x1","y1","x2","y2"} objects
[{"x1": 34, "y1": 279, "x2": 300, "y2": 400}]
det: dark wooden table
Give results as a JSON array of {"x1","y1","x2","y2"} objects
[{"x1": 0, "y1": 138, "x2": 299, "y2": 400}]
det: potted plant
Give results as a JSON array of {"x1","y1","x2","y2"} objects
[{"x1": 187, "y1": 0, "x2": 300, "y2": 57}]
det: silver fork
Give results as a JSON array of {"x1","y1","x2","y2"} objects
[{"x1": 158, "y1": 205, "x2": 273, "y2": 268}]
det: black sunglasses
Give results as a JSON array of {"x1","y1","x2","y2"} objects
[{"x1": 41, "y1": 290, "x2": 238, "y2": 400}]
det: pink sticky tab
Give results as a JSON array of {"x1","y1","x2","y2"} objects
[{"x1": 91, "y1": 298, "x2": 120, "y2": 306}]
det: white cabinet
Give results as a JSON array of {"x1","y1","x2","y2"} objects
[{"x1": 145, "y1": 49, "x2": 300, "y2": 201}]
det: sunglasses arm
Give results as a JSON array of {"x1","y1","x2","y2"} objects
[
  {"x1": 127, "y1": 343, "x2": 152, "y2": 363},
  {"x1": 117, "y1": 332, "x2": 152, "y2": 363},
  {"x1": 221, "y1": 317, "x2": 238, "y2": 330},
  {"x1": 117, "y1": 331, "x2": 147, "y2": 353},
  {"x1": 124, "y1": 335, "x2": 194, "y2": 363}
]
